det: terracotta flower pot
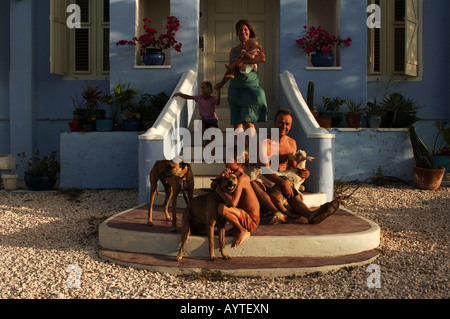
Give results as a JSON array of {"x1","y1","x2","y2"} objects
[
  {"x1": 413, "y1": 165, "x2": 445, "y2": 190},
  {"x1": 345, "y1": 113, "x2": 361, "y2": 128},
  {"x1": 317, "y1": 116, "x2": 331, "y2": 128}
]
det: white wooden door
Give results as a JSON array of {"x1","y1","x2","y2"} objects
[{"x1": 200, "y1": 0, "x2": 277, "y2": 114}]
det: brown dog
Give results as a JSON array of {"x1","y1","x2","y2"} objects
[
  {"x1": 148, "y1": 159, "x2": 194, "y2": 231},
  {"x1": 177, "y1": 172, "x2": 242, "y2": 261}
]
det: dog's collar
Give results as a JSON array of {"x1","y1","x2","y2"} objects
[{"x1": 181, "y1": 167, "x2": 190, "y2": 180}]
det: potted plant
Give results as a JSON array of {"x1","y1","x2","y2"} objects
[
  {"x1": 321, "y1": 96, "x2": 345, "y2": 127},
  {"x1": 122, "y1": 107, "x2": 142, "y2": 131},
  {"x1": 0, "y1": 154, "x2": 18, "y2": 191},
  {"x1": 116, "y1": 16, "x2": 183, "y2": 65},
  {"x1": 17, "y1": 150, "x2": 61, "y2": 191},
  {"x1": 344, "y1": 99, "x2": 363, "y2": 128},
  {"x1": 306, "y1": 81, "x2": 319, "y2": 120},
  {"x1": 364, "y1": 98, "x2": 385, "y2": 128},
  {"x1": 69, "y1": 95, "x2": 85, "y2": 132},
  {"x1": 409, "y1": 126, "x2": 445, "y2": 190},
  {"x1": 102, "y1": 82, "x2": 139, "y2": 131},
  {"x1": 431, "y1": 121, "x2": 450, "y2": 180},
  {"x1": 137, "y1": 91, "x2": 169, "y2": 131},
  {"x1": 70, "y1": 85, "x2": 105, "y2": 132},
  {"x1": 381, "y1": 92, "x2": 421, "y2": 128},
  {"x1": 296, "y1": 25, "x2": 351, "y2": 67}
]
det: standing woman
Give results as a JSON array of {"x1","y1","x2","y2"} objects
[{"x1": 215, "y1": 20, "x2": 268, "y2": 131}]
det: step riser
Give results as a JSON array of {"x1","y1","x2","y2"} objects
[
  {"x1": 152, "y1": 192, "x2": 327, "y2": 209},
  {"x1": 99, "y1": 207, "x2": 380, "y2": 258}
]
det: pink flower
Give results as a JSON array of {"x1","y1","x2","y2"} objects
[
  {"x1": 295, "y1": 25, "x2": 352, "y2": 55},
  {"x1": 116, "y1": 16, "x2": 183, "y2": 52}
]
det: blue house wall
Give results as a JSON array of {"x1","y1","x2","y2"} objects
[
  {"x1": 0, "y1": 1, "x2": 10, "y2": 155},
  {"x1": 1, "y1": 0, "x2": 449, "y2": 186}
]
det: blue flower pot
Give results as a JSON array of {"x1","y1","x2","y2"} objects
[
  {"x1": 143, "y1": 49, "x2": 165, "y2": 66},
  {"x1": 123, "y1": 119, "x2": 142, "y2": 131},
  {"x1": 96, "y1": 119, "x2": 113, "y2": 131},
  {"x1": 433, "y1": 155, "x2": 450, "y2": 180},
  {"x1": 24, "y1": 172, "x2": 57, "y2": 191},
  {"x1": 311, "y1": 53, "x2": 334, "y2": 67}
]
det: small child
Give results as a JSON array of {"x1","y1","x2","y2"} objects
[
  {"x1": 173, "y1": 81, "x2": 220, "y2": 140},
  {"x1": 212, "y1": 148, "x2": 260, "y2": 247},
  {"x1": 225, "y1": 38, "x2": 261, "y2": 78}
]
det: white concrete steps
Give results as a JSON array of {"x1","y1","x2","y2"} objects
[{"x1": 152, "y1": 189, "x2": 327, "y2": 209}]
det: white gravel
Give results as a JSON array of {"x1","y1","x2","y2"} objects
[{"x1": 0, "y1": 183, "x2": 449, "y2": 299}]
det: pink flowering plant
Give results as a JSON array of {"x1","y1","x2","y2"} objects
[
  {"x1": 116, "y1": 16, "x2": 182, "y2": 52},
  {"x1": 296, "y1": 25, "x2": 352, "y2": 55}
]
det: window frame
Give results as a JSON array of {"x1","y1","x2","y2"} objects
[
  {"x1": 50, "y1": 0, "x2": 110, "y2": 80},
  {"x1": 367, "y1": 0, "x2": 423, "y2": 82}
]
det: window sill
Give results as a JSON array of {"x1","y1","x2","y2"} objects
[
  {"x1": 306, "y1": 66, "x2": 342, "y2": 71},
  {"x1": 134, "y1": 65, "x2": 171, "y2": 69}
]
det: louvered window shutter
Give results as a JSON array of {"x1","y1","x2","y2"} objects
[
  {"x1": 404, "y1": 0, "x2": 419, "y2": 76},
  {"x1": 50, "y1": 0, "x2": 68, "y2": 75},
  {"x1": 74, "y1": 0, "x2": 91, "y2": 73}
]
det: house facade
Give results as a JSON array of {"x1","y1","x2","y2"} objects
[{"x1": 1, "y1": 0, "x2": 449, "y2": 193}]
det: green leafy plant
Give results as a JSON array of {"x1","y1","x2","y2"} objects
[
  {"x1": 409, "y1": 126, "x2": 438, "y2": 169},
  {"x1": 322, "y1": 96, "x2": 345, "y2": 112},
  {"x1": 364, "y1": 98, "x2": 385, "y2": 116},
  {"x1": 432, "y1": 121, "x2": 450, "y2": 156},
  {"x1": 344, "y1": 99, "x2": 363, "y2": 114},
  {"x1": 102, "y1": 82, "x2": 139, "y2": 123},
  {"x1": 137, "y1": 91, "x2": 169, "y2": 122},
  {"x1": 17, "y1": 150, "x2": 61, "y2": 182}
]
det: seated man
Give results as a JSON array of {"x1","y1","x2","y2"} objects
[{"x1": 250, "y1": 109, "x2": 339, "y2": 224}]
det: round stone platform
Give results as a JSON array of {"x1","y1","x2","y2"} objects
[{"x1": 98, "y1": 204, "x2": 380, "y2": 277}]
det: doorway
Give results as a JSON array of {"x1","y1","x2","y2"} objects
[{"x1": 199, "y1": 0, "x2": 279, "y2": 121}]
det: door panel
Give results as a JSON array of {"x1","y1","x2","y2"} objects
[{"x1": 203, "y1": 0, "x2": 277, "y2": 112}]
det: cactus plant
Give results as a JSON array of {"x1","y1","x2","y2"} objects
[
  {"x1": 409, "y1": 126, "x2": 438, "y2": 169},
  {"x1": 307, "y1": 81, "x2": 315, "y2": 111}
]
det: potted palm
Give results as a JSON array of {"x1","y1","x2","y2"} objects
[
  {"x1": 409, "y1": 126, "x2": 445, "y2": 190},
  {"x1": 432, "y1": 121, "x2": 450, "y2": 180},
  {"x1": 102, "y1": 82, "x2": 139, "y2": 131},
  {"x1": 17, "y1": 150, "x2": 61, "y2": 191},
  {"x1": 381, "y1": 92, "x2": 421, "y2": 128},
  {"x1": 344, "y1": 99, "x2": 363, "y2": 128}
]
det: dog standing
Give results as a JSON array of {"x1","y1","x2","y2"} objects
[
  {"x1": 177, "y1": 172, "x2": 242, "y2": 261},
  {"x1": 148, "y1": 159, "x2": 194, "y2": 231}
]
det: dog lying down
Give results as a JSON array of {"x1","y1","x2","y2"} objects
[
  {"x1": 177, "y1": 172, "x2": 242, "y2": 262},
  {"x1": 247, "y1": 150, "x2": 316, "y2": 217}
]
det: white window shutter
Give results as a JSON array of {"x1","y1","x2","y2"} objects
[
  {"x1": 50, "y1": 0, "x2": 68, "y2": 75},
  {"x1": 404, "y1": 0, "x2": 419, "y2": 76}
]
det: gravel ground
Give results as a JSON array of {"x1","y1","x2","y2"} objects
[{"x1": 0, "y1": 182, "x2": 449, "y2": 300}]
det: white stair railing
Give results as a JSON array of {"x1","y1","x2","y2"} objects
[
  {"x1": 138, "y1": 69, "x2": 198, "y2": 204},
  {"x1": 280, "y1": 70, "x2": 335, "y2": 201}
]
